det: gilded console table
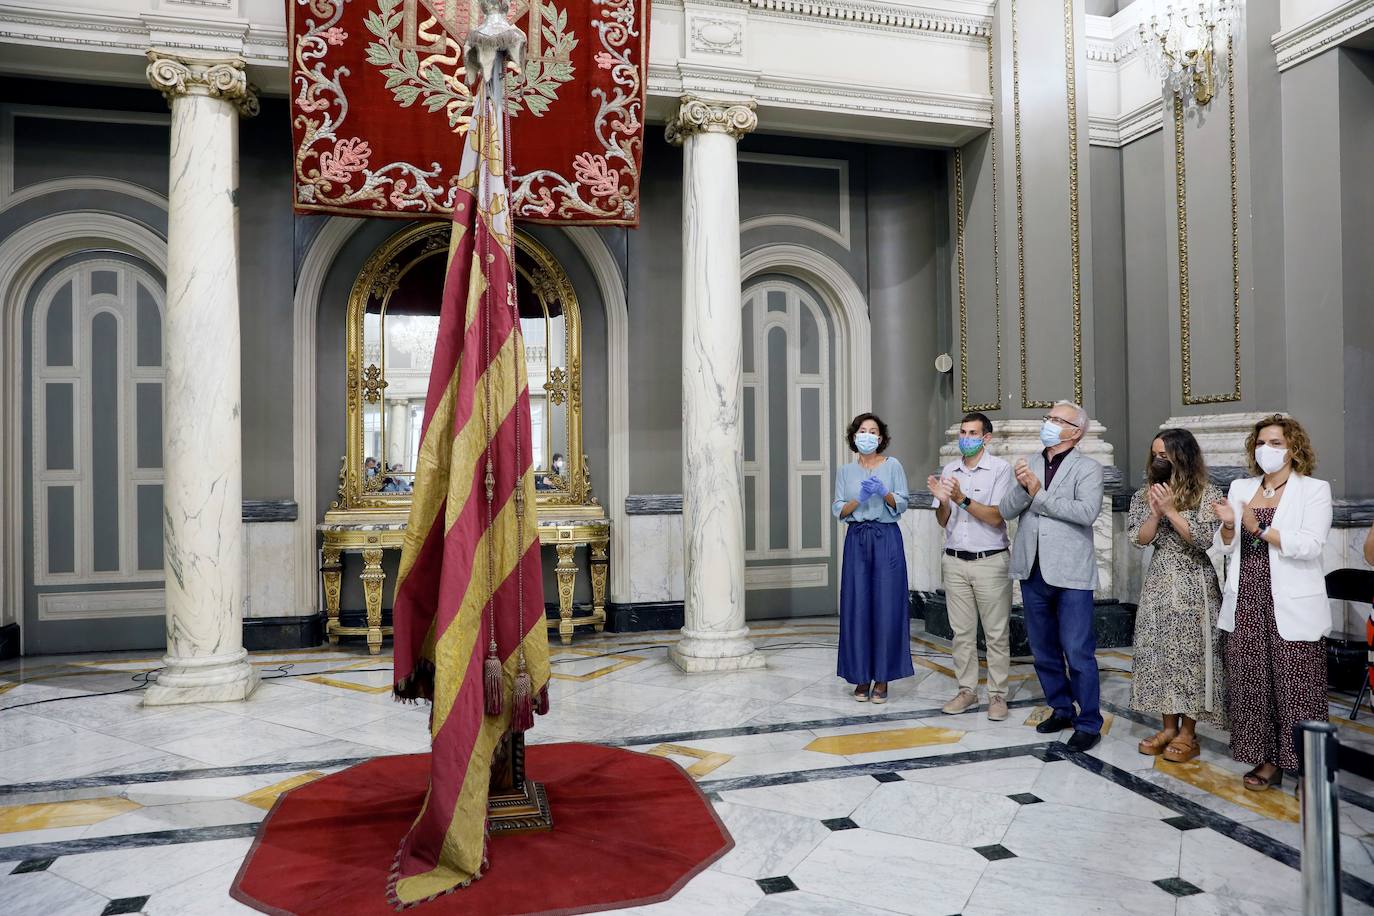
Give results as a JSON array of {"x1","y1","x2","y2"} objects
[{"x1": 318, "y1": 516, "x2": 610, "y2": 653}]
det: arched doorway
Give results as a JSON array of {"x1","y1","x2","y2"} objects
[{"x1": 742, "y1": 275, "x2": 838, "y2": 619}]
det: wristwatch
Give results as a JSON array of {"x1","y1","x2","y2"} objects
[{"x1": 959, "y1": 496, "x2": 972, "y2": 509}]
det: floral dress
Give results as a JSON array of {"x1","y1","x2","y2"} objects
[{"x1": 1127, "y1": 484, "x2": 1226, "y2": 725}]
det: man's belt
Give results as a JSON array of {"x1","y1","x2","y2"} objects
[{"x1": 944, "y1": 547, "x2": 1008, "y2": 561}]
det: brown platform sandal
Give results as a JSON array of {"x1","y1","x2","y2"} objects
[
  {"x1": 1162, "y1": 737, "x2": 1200, "y2": 763},
  {"x1": 1243, "y1": 767, "x2": 1282, "y2": 791},
  {"x1": 1138, "y1": 731, "x2": 1176, "y2": 756}
]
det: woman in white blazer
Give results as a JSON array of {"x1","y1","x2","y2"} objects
[{"x1": 1213, "y1": 414, "x2": 1332, "y2": 791}]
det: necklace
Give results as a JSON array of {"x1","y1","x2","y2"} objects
[{"x1": 1261, "y1": 477, "x2": 1288, "y2": 499}]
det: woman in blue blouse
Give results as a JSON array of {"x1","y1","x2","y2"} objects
[{"x1": 832, "y1": 413, "x2": 913, "y2": 703}]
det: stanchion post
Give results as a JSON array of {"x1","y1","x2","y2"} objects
[{"x1": 1296, "y1": 721, "x2": 1341, "y2": 916}]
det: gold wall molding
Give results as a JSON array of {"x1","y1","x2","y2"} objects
[
  {"x1": 1174, "y1": 36, "x2": 1242, "y2": 406},
  {"x1": 956, "y1": 36, "x2": 1002, "y2": 414},
  {"x1": 1011, "y1": 0, "x2": 1084, "y2": 410}
]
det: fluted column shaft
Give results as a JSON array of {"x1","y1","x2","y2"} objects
[
  {"x1": 666, "y1": 97, "x2": 765, "y2": 673},
  {"x1": 143, "y1": 51, "x2": 260, "y2": 705}
]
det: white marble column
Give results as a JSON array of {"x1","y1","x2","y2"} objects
[
  {"x1": 143, "y1": 50, "x2": 260, "y2": 705},
  {"x1": 665, "y1": 97, "x2": 764, "y2": 673}
]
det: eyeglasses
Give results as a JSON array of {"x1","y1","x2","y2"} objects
[{"x1": 1042, "y1": 414, "x2": 1081, "y2": 429}]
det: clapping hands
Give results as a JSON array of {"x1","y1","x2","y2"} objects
[
  {"x1": 926, "y1": 475, "x2": 951, "y2": 504},
  {"x1": 1146, "y1": 483, "x2": 1175, "y2": 517},
  {"x1": 1014, "y1": 458, "x2": 1041, "y2": 496}
]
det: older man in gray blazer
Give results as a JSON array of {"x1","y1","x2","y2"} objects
[{"x1": 999, "y1": 400, "x2": 1105, "y2": 752}]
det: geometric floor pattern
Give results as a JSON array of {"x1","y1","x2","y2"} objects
[{"x1": 3, "y1": 618, "x2": 1374, "y2": 914}]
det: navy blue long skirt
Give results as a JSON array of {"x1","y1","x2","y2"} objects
[{"x1": 837, "y1": 521, "x2": 914, "y2": 685}]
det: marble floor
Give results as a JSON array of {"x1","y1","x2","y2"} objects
[{"x1": 3, "y1": 619, "x2": 1374, "y2": 915}]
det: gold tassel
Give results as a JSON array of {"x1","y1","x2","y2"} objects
[{"x1": 483, "y1": 639, "x2": 503, "y2": 716}]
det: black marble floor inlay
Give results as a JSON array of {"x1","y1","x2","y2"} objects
[
  {"x1": 1163, "y1": 815, "x2": 1204, "y2": 831},
  {"x1": 704, "y1": 791, "x2": 723, "y2": 803},
  {"x1": 756, "y1": 876, "x2": 798, "y2": 894},
  {"x1": 1153, "y1": 877, "x2": 1204, "y2": 898},
  {"x1": 974, "y1": 844, "x2": 1017, "y2": 861},
  {"x1": 821, "y1": 817, "x2": 859, "y2": 831},
  {"x1": 1007, "y1": 793, "x2": 1043, "y2": 805},
  {"x1": 871, "y1": 772, "x2": 904, "y2": 783},
  {"x1": 12, "y1": 858, "x2": 54, "y2": 874},
  {"x1": 102, "y1": 896, "x2": 151, "y2": 916},
  {"x1": 0, "y1": 823, "x2": 261, "y2": 866},
  {"x1": 0, "y1": 756, "x2": 375, "y2": 798}
]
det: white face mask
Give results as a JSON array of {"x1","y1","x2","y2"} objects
[{"x1": 1255, "y1": 445, "x2": 1288, "y2": 475}]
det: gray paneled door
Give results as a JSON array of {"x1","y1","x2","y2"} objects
[
  {"x1": 23, "y1": 255, "x2": 167, "y2": 654},
  {"x1": 741, "y1": 278, "x2": 839, "y2": 619}
]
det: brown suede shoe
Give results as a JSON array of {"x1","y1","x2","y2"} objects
[
  {"x1": 987, "y1": 695, "x2": 1009, "y2": 721},
  {"x1": 942, "y1": 689, "x2": 979, "y2": 715}
]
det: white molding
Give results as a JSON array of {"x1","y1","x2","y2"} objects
[
  {"x1": 741, "y1": 243, "x2": 872, "y2": 468},
  {"x1": 561, "y1": 227, "x2": 631, "y2": 603},
  {"x1": 738, "y1": 152, "x2": 851, "y2": 249},
  {"x1": 0, "y1": 212, "x2": 167, "y2": 647},
  {"x1": 291, "y1": 216, "x2": 363, "y2": 617},
  {"x1": 745, "y1": 562, "x2": 828, "y2": 589},
  {"x1": 1089, "y1": 96, "x2": 1165, "y2": 147},
  {"x1": 38, "y1": 588, "x2": 163, "y2": 621},
  {"x1": 729, "y1": 0, "x2": 991, "y2": 39},
  {"x1": 1273, "y1": 0, "x2": 1374, "y2": 72},
  {"x1": 0, "y1": 104, "x2": 170, "y2": 214}
]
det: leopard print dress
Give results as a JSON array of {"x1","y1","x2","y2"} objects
[{"x1": 1127, "y1": 484, "x2": 1227, "y2": 726}]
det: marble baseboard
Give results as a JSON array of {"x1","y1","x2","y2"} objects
[
  {"x1": 241, "y1": 500, "x2": 299, "y2": 523},
  {"x1": 606, "y1": 601, "x2": 685, "y2": 633},
  {"x1": 242, "y1": 615, "x2": 322, "y2": 651},
  {"x1": 920, "y1": 595, "x2": 1137, "y2": 654},
  {"x1": 624, "y1": 494, "x2": 684, "y2": 515},
  {"x1": 0, "y1": 622, "x2": 17, "y2": 660}
]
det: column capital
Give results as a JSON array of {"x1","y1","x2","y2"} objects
[
  {"x1": 146, "y1": 50, "x2": 260, "y2": 117},
  {"x1": 665, "y1": 96, "x2": 757, "y2": 146}
]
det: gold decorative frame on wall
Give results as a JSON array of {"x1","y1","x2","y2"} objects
[
  {"x1": 334, "y1": 221, "x2": 597, "y2": 517},
  {"x1": 1010, "y1": 0, "x2": 1084, "y2": 410},
  {"x1": 955, "y1": 34, "x2": 1004, "y2": 415},
  {"x1": 1173, "y1": 37, "x2": 1242, "y2": 406}
]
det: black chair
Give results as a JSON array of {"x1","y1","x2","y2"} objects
[{"x1": 1330, "y1": 568, "x2": 1374, "y2": 719}]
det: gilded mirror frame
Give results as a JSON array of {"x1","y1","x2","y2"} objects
[{"x1": 334, "y1": 221, "x2": 594, "y2": 516}]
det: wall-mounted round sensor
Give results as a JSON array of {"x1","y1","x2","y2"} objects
[{"x1": 934, "y1": 353, "x2": 953, "y2": 374}]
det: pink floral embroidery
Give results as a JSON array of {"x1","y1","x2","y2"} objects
[
  {"x1": 526, "y1": 190, "x2": 557, "y2": 216},
  {"x1": 322, "y1": 27, "x2": 348, "y2": 46},
  {"x1": 296, "y1": 86, "x2": 330, "y2": 113},
  {"x1": 594, "y1": 51, "x2": 616, "y2": 70},
  {"x1": 318, "y1": 137, "x2": 371, "y2": 182},
  {"x1": 573, "y1": 153, "x2": 618, "y2": 198}
]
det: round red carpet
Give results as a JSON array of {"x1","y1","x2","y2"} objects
[{"x1": 231, "y1": 742, "x2": 733, "y2": 915}]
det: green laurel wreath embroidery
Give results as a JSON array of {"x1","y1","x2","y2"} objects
[{"x1": 364, "y1": 0, "x2": 577, "y2": 128}]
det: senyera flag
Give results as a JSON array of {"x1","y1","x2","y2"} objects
[
  {"x1": 387, "y1": 63, "x2": 549, "y2": 905},
  {"x1": 286, "y1": 0, "x2": 648, "y2": 224}
]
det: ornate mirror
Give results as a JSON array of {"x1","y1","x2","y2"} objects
[{"x1": 335, "y1": 222, "x2": 594, "y2": 516}]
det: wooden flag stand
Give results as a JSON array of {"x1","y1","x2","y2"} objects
[{"x1": 487, "y1": 731, "x2": 552, "y2": 834}]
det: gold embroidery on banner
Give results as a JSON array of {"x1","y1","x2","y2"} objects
[{"x1": 1177, "y1": 36, "x2": 1242, "y2": 405}]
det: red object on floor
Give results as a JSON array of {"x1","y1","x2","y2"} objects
[{"x1": 231, "y1": 743, "x2": 733, "y2": 915}]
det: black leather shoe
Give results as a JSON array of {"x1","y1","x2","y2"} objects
[
  {"x1": 1035, "y1": 714, "x2": 1074, "y2": 734},
  {"x1": 1067, "y1": 730, "x2": 1101, "y2": 752}
]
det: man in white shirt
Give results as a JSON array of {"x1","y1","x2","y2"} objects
[{"x1": 927, "y1": 412, "x2": 1014, "y2": 720}]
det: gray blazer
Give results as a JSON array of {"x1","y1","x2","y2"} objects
[{"x1": 998, "y1": 448, "x2": 1104, "y2": 590}]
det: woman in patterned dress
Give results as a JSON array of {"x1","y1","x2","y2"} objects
[
  {"x1": 1214, "y1": 414, "x2": 1333, "y2": 791},
  {"x1": 1129, "y1": 429, "x2": 1226, "y2": 763}
]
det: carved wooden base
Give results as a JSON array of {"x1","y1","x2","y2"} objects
[{"x1": 487, "y1": 731, "x2": 553, "y2": 835}]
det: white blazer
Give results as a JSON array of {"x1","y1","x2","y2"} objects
[{"x1": 1213, "y1": 473, "x2": 1333, "y2": 641}]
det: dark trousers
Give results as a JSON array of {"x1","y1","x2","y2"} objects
[{"x1": 1021, "y1": 564, "x2": 1102, "y2": 734}]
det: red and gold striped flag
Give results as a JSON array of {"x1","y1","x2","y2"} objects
[{"x1": 388, "y1": 70, "x2": 549, "y2": 906}]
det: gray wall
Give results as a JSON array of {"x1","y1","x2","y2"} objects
[
  {"x1": 1340, "y1": 49, "x2": 1374, "y2": 497},
  {"x1": 1090, "y1": 145, "x2": 1129, "y2": 477}
]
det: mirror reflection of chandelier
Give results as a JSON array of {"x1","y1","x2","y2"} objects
[
  {"x1": 1139, "y1": 1, "x2": 1239, "y2": 108},
  {"x1": 388, "y1": 315, "x2": 441, "y2": 370}
]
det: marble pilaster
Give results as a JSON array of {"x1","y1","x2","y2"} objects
[
  {"x1": 1156, "y1": 412, "x2": 1274, "y2": 473},
  {"x1": 143, "y1": 50, "x2": 259, "y2": 705},
  {"x1": 665, "y1": 96, "x2": 764, "y2": 673},
  {"x1": 385, "y1": 401, "x2": 410, "y2": 470}
]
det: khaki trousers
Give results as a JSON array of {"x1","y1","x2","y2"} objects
[{"x1": 941, "y1": 551, "x2": 1013, "y2": 696}]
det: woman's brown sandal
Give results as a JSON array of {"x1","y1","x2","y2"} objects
[
  {"x1": 853, "y1": 684, "x2": 871, "y2": 702},
  {"x1": 870, "y1": 686, "x2": 888, "y2": 705},
  {"x1": 1138, "y1": 731, "x2": 1176, "y2": 756},
  {"x1": 1243, "y1": 768, "x2": 1282, "y2": 791},
  {"x1": 1162, "y1": 737, "x2": 1200, "y2": 763}
]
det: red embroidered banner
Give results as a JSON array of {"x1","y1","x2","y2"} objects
[{"x1": 287, "y1": 0, "x2": 648, "y2": 224}]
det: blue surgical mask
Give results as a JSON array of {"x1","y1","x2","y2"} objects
[
  {"x1": 957, "y1": 436, "x2": 984, "y2": 458},
  {"x1": 854, "y1": 432, "x2": 880, "y2": 455},
  {"x1": 1039, "y1": 420, "x2": 1062, "y2": 449}
]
